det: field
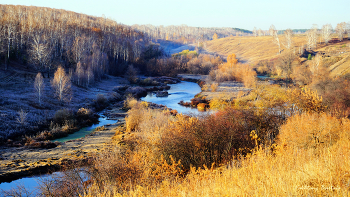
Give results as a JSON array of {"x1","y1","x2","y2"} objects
[{"x1": 205, "y1": 35, "x2": 350, "y2": 78}]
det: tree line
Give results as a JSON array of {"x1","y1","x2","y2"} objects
[
  {"x1": 0, "y1": 4, "x2": 147, "y2": 81},
  {"x1": 132, "y1": 24, "x2": 252, "y2": 44}
]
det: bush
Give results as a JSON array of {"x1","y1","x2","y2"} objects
[
  {"x1": 53, "y1": 109, "x2": 74, "y2": 126},
  {"x1": 210, "y1": 83, "x2": 218, "y2": 92},
  {"x1": 159, "y1": 108, "x2": 282, "y2": 170},
  {"x1": 308, "y1": 54, "x2": 312, "y2": 60},
  {"x1": 94, "y1": 94, "x2": 108, "y2": 111},
  {"x1": 278, "y1": 113, "x2": 344, "y2": 149}
]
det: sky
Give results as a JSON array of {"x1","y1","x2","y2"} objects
[{"x1": 1, "y1": 0, "x2": 349, "y2": 30}]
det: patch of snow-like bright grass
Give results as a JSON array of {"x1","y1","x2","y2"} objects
[{"x1": 0, "y1": 72, "x2": 129, "y2": 140}]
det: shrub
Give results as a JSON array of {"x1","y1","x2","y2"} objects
[
  {"x1": 124, "y1": 97, "x2": 138, "y2": 110},
  {"x1": 76, "y1": 108, "x2": 98, "y2": 127},
  {"x1": 278, "y1": 113, "x2": 343, "y2": 149},
  {"x1": 93, "y1": 94, "x2": 108, "y2": 111},
  {"x1": 159, "y1": 108, "x2": 282, "y2": 170},
  {"x1": 210, "y1": 83, "x2": 219, "y2": 92},
  {"x1": 308, "y1": 54, "x2": 312, "y2": 60},
  {"x1": 197, "y1": 103, "x2": 207, "y2": 111},
  {"x1": 53, "y1": 109, "x2": 74, "y2": 126}
]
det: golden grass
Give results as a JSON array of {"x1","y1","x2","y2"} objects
[
  {"x1": 85, "y1": 139, "x2": 350, "y2": 196},
  {"x1": 85, "y1": 112, "x2": 350, "y2": 197},
  {"x1": 206, "y1": 34, "x2": 350, "y2": 78},
  {"x1": 205, "y1": 35, "x2": 308, "y2": 63},
  {"x1": 77, "y1": 96, "x2": 350, "y2": 196}
]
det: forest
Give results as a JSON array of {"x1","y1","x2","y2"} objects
[{"x1": 1, "y1": 4, "x2": 350, "y2": 197}]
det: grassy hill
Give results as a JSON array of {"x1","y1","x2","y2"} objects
[
  {"x1": 205, "y1": 35, "x2": 308, "y2": 63},
  {"x1": 205, "y1": 35, "x2": 350, "y2": 77}
]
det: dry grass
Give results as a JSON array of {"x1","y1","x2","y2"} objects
[
  {"x1": 206, "y1": 34, "x2": 350, "y2": 79},
  {"x1": 84, "y1": 111, "x2": 350, "y2": 197},
  {"x1": 205, "y1": 35, "x2": 308, "y2": 63}
]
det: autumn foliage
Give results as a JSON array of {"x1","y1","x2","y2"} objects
[{"x1": 210, "y1": 53, "x2": 256, "y2": 87}]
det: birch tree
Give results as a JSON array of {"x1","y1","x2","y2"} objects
[
  {"x1": 322, "y1": 24, "x2": 333, "y2": 44},
  {"x1": 283, "y1": 29, "x2": 293, "y2": 49},
  {"x1": 309, "y1": 54, "x2": 322, "y2": 74},
  {"x1": 253, "y1": 27, "x2": 257, "y2": 37},
  {"x1": 34, "y1": 72, "x2": 45, "y2": 106},
  {"x1": 336, "y1": 22, "x2": 347, "y2": 41},
  {"x1": 75, "y1": 61, "x2": 84, "y2": 86},
  {"x1": 269, "y1": 25, "x2": 281, "y2": 54},
  {"x1": 306, "y1": 25, "x2": 318, "y2": 50},
  {"x1": 51, "y1": 66, "x2": 71, "y2": 102},
  {"x1": 29, "y1": 34, "x2": 52, "y2": 72}
]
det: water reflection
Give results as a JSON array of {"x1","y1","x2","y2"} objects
[
  {"x1": 142, "y1": 81, "x2": 202, "y2": 114},
  {"x1": 55, "y1": 115, "x2": 118, "y2": 143}
]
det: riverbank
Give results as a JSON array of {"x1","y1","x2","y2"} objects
[
  {"x1": 178, "y1": 74, "x2": 255, "y2": 101},
  {"x1": 0, "y1": 76, "x2": 192, "y2": 184},
  {"x1": 0, "y1": 108, "x2": 126, "y2": 183}
]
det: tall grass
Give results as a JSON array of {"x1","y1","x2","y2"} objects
[
  {"x1": 43, "y1": 98, "x2": 350, "y2": 196},
  {"x1": 84, "y1": 111, "x2": 350, "y2": 196}
]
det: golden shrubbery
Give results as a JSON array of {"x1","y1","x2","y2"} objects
[
  {"x1": 210, "y1": 53, "x2": 257, "y2": 88},
  {"x1": 278, "y1": 112, "x2": 344, "y2": 149},
  {"x1": 48, "y1": 86, "x2": 350, "y2": 196},
  {"x1": 99, "y1": 111, "x2": 350, "y2": 196}
]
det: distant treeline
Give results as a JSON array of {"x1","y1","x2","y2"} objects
[
  {"x1": 278, "y1": 29, "x2": 309, "y2": 34},
  {"x1": 132, "y1": 24, "x2": 252, "y2": 43}
]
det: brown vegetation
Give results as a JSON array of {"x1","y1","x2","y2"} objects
[{"x1": 209, "y1": 53, "x2": 257, "y2": 87}]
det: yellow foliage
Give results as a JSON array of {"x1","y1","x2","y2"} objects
[
  {"x1": 169, "y1": 113, "x2": 198, "y2": 133},
  {"x1": 209, "y1": 96, "x2": 230, "y2": 110},
  {"x1": 201, "y1": 84, "x2": 209, "y2": 91},
  {"x1": 91, "y1": 133, "x2": 350, "y2": 196},
  {"x1": 278, "y1": 112, "x2": 343, "y2": 149},
  {"x1": 227, "y1": 53, "x2": 238, "y2": 65},
  {"x1": 197, "y1": 103, "x2": 206, "y2": 111},
  {"x1": 289, "y1": 87, "x2": 325, "y2": 113},
  {"x1": 212, "y1": 33, "x2": 218, "y2": 40},
  {"x1": 210, "y1": 83, "x2": 218, "y2": 92},
  {"x1": 124, "y1": 96, "x2": 138, "y2": 109},
  {"x1": 212, "y1": 54, "x2": 256, "y2": 87}
]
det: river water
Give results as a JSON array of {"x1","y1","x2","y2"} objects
[
  {"x1": 0, "y1": 81, "x2": 202, "y2": 196},
  {"x1": 142, "y1": 81, "x2": 202, "y2": 114}
]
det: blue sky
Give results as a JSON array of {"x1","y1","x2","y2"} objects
[{"x1": 2, "y1": 0, "x2": 349, "y2": 30}]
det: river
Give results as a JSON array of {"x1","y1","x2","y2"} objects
[
  {"x1": 142, "y1": 81, "x2": 202, "y2": 114},
  {"x1": 0, "y1": 80, "x2": 202, "y2": 196}
]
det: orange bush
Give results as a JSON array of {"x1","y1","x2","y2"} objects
[
  {"x1": 278, "y1": 113, "x2": 343, "y2": 149},
  {"x1": 210, "y1": 53, "x2": 256, "y2": 87}
]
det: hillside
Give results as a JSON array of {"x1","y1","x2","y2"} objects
[
  {"x1": 205, "y1": 35, "x2": 308, "y2": 63},
  {"x1": 0, "y1": 4, "x2": 146, "y2": 77},
  {"x1": 205, "y1": 35, "x2": 350, "y2": 77}
]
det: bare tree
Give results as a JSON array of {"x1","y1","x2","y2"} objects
[
  {"x1": 322, "y1": 24, "x2": 333, "y2": 44},
  {"x1": 347, "y1": 22, "x2": 350, "y2": 39},
  {"x1": 17, "y1": 109, "x2": 28, "y2": 125},
  {"x1": 309, "y1": 53, "x2": 322, "y2": 74},
  {"x1": 5, "y1": 21, "x2": 15, "y2": 70},
  {"x1": 283, "y1": 29, "x2": 294, "y2": 49},
  {"x1": 29, "y1": 34, "x2": 52, "y2": 74},
  {"x1": 34, "y1": 72, "x2": 45, "y2": 106},
  {"x1": 258, "y1": 28, "x2": 264, "y2": 37},
  {"x1": 253, "y1": 27, "x2": 257, "y2": 37},
  {"x1": 75, "y1": 61, "x2": 84, "y2": 86},
  {"x1": 269, "y1": 25, "x2": 281, "y2": 54},
  {"x1": 336, "y1": 22, "x2": 347, "y2": 41},
  {"x1": 278, "y1": 51, "x2": 296, "y2": 78},
  {"x1": 86, "y1": 66, "x2": 94, "y2": 87},
  {"x1": 306, "y1": 25, "x2": 318, "y2": 50},
  {"x1": 71, "y1": 36, "x2": 88, "y2": 64},
  {"x1": 51, "y1": 66, "x2": 71, "y2": 102}
]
